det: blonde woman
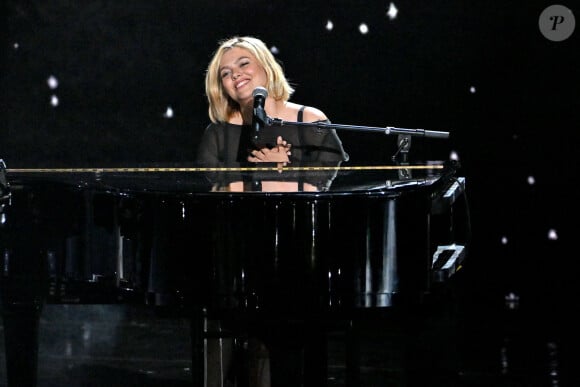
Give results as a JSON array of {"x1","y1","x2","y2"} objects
[{"x1": 197, "y1": 36, "x2": 348, "y2": 167}]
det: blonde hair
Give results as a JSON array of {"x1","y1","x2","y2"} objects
[{"x1": 205, "y1": 36, "x2": 295, "y2": 123}]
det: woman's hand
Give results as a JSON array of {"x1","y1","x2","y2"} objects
[{"x1": 247, "y1": 136, "x2": 291, "y2": 163}]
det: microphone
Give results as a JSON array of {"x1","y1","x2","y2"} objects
[{"x1": 251, "y1": 87, "x2": 268, "y2": 147}]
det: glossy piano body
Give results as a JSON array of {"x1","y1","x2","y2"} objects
[{"x1": 0, "y1": 160, "x2": 468, "y2": 386}]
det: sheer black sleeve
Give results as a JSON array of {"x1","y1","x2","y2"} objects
[
  {"x1": 196, "y1": 122, "x2": 222, "y2": 165},
  {"x1": 292, "y1": 120, "x2": 349, "y2": 163}
]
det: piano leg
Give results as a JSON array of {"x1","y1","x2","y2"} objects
[
  {"x1": 0, "y1": 302, "x2": 42, "y2": 387},
  {"x1": 194, "y1": 314, "x2": 243, "y2": 387},
  {"x1": 0, "y1": 242, "x2": 48, "y2": 387},
  {"x1": 256, "y1": 320, "x2": 329, "y2": 387},
  {"x1": 190, "y1": 308, "x2": 206, "y2": 386},
  {"x1": 345, "y1": 320, "x2": 361, "y2": 387},
  {"x1": 192, "y1": 314, "x2": 331, "y2": 387},
  {"x1": 302, "y1": 330, "x2": 328, "y2": 387}
]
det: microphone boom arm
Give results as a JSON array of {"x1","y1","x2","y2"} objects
[{"x1": 267, "y1": 118, "x2": 450, "y2": 139}]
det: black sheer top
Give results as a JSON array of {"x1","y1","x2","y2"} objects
[{"x1": 196, "y1": 106, "x2": 349, "y2": 165}]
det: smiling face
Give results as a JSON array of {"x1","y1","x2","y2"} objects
[{"x1": 219, "y1": 47, "x2": 268, "y2": 108}]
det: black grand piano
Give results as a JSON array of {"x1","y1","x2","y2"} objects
[{"x1": 0, "y1": 158, "x2": 468, "y2": 386}]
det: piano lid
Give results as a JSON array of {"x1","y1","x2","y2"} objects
[{"x1": 1, "y1": 160, "x2": 458, "y2": 195}]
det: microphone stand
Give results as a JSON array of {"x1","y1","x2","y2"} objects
[{"x1": 267, "y1": 117, "x2": 450, "y2": 164}]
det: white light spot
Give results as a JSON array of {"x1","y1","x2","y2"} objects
[
  {"x1": 50, "y1": 95, "x2": 59, "y2": 107},
  {"x1": 13, "y1": 42, "x2": 19, "y2": 50},
  {"x1": 501, "y1": 236, "x2": 508, "y2": 245},
  {"x1": 163, "y1": 106, "x2": 174, "y2": 118},
  {"x1": 469, "y1": 86, "x2": 476, "y2": 93},
  {"x1": 325, "y1": 20, "x2": 334, "y2": 31},
  {"x1": 270, "y1": 46, "x2": 279, "y2": 55},
  {"x1": 505, "y1": 292, "x2": 519, "y2": 301},
  {"x1": 47, "y1": 75, "x2": 59, "y2": 89},
  {"x1": 527, "y1": 175, "x2": 535, "y2": 185},
  {"x1": 359, "y1": 23, "x2": 369, "y2": 34},
  {"x1": 547, "y1": 229, "x2": 558, "y2": 241},
  {"x1": 387, "y1": 3, "x2": 399, "y2": 20},
  {"x1": 449, "y1": 150, "x2": 459, "y2": 160},
  {"x1": 504, "y1": 292, "x2": 519, "y2": 310}
]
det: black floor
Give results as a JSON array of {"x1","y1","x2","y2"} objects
[{"x1": 0, "y1": 276, "x2": 577, "y2": 387}]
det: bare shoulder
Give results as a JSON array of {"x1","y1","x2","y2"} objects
[{"x1": 285, "y1": 101, "x2": 328, "y2": 122}]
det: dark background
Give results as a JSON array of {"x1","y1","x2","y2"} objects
[{"x1": 1, "y1": 1, "x2": 579, "y2": 313}]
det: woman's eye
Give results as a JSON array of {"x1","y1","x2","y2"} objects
[
  {"x1": 240, "y1": 61, "x2": 249, "y2": 67},
  {"x1": 220, "y1": 71, "x2": 230, "y2": 79}
]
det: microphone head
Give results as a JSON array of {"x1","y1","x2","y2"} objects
[{"x1": 253, "y1": 86, "x2": 268, "y2": 99}]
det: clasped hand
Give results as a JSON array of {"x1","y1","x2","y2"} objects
[{"x1": 247, "y1": 135, "x2": 291, "y2": 163}]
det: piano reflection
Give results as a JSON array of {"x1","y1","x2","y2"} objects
[{"x1": 0, "y1": 158, "x2": 468, "y2": 386}]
